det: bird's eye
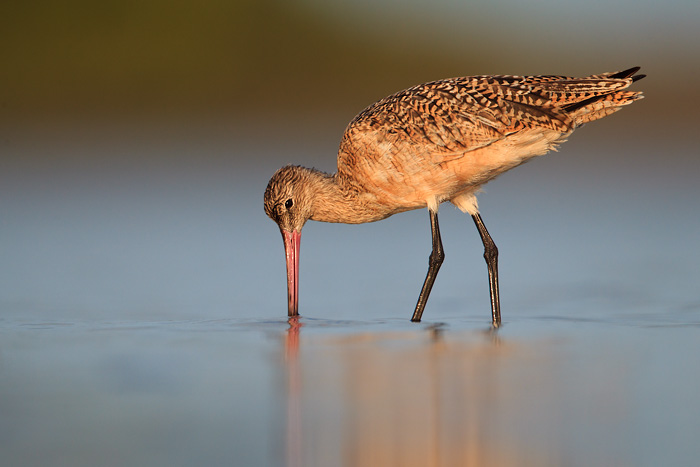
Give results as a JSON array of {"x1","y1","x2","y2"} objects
[{"x1": 284, "y1": 199, "x2": 293, "y2": 209}]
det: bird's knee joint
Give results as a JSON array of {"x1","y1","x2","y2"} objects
[
  {"x1": 429, "y1": 249, "x2": 445, "y2": 267},
  {"x1": 483, "y1": 243, "x2": 498, "y2": 262}
]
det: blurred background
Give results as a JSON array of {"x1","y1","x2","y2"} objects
[
  {"x1": 2, "y1": 1, "x2": 699, "y2": 466},
  {"x1": 2, "y1": 0, "x2": 698, "y2": 119}
]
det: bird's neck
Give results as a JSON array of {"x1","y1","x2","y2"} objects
[{"x1": 306, "y1": 169, "x2": 389, "y2": 224}]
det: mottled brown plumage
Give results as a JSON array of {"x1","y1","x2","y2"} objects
[{"x1": 264, "y1": 67, "x2": 645, "y2": 323}]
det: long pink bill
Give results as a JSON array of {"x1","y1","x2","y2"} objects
[{"x1": 282, "y1": 230, "x2": 301, "y2": 317}]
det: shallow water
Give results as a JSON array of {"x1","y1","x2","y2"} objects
[
  {"x1": 2, "y1": 122, "x2": 699, "y2": 466},
  {"x1": 2, "y1": 313, "x2": 699, "y2": 466}
]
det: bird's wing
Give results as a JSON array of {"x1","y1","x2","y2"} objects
[
  {"x1": 337, "y1": 71, "x2": 642, "y2": 175},
  {"x1": 337, "y1": 75, "x2": 572, "y2": 168}
]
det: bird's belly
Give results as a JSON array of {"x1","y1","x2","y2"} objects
[{"x1": 363, "y1": 136, "x2": 560, "y2": 208}]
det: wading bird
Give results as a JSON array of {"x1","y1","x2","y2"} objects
[{"x1": 264, "y1": 67, "x2": 644, "y2": 325}]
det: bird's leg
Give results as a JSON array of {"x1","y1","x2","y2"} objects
[
  {"x1": 471, "y1": 213, "x2": 501, "y2": 326},
  {"x1": 411, "y1": 210, "x2": 445, "y2": 322}
]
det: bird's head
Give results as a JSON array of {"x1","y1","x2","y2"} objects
[
  {"x1": 264, "y1": 165, "x2": 318, "y2": 317},
  {"x1": 264, "y1": 165, "x2": 315, "y2": 234}
]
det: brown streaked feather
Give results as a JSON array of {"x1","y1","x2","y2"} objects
[
  {"x1": 265, "y1": 68, "x2": 644, "y2": 227},
  {"x1": 336, "y1": 68, "x2": 643, "y2": 213}
]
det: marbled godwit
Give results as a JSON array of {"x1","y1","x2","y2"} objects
[{"x1": 264, "y1": 67, "x2": 645, "y2": 325}]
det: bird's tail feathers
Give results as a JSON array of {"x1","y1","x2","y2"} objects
[
  {"x1": 570, "y1": 90, "x2": 644, "y2": 125},
  {"x1": 587, "y1": 66, "x2": 646, "y2": 82}
]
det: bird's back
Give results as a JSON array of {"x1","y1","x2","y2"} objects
[{"x1": 335, "y1": 67, "x2": 644, "y2": 213}]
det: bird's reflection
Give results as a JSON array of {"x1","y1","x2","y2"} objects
[
  {"x1": 285, "y1": 316, "x2": 302, "y2": 467},
  {"x1": 285, "y1": 316, "x2": 303, "y2": 359},
  {"x1": 280, "y1": 319, "x2": 560, "y2": 466}
]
